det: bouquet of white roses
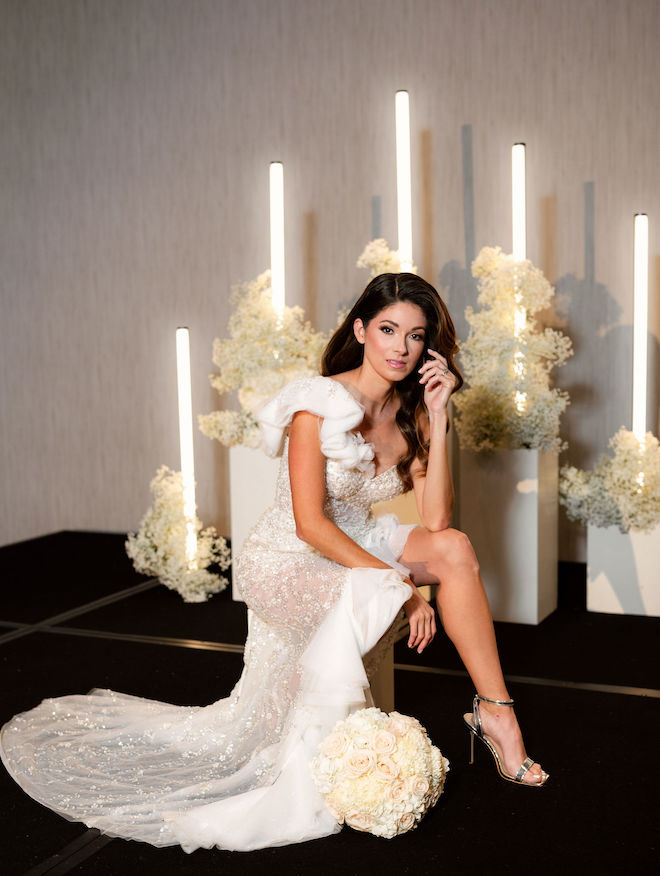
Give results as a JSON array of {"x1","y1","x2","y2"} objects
[{"x1": 310, "y1": 707, "x2": 448, "y2": 838}]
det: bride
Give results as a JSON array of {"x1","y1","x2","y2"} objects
[{"x1": 0, "y1": 272, "x2": 547, "y2": 854}]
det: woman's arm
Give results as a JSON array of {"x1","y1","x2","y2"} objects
[
  {"x1": 411, "y1": 349, "x2": 457, "y2": 531},
  {"x1": 288, "y1": 411, "x2": 394, "y2": 569},
  {"x1": 288, "y1": 410, "x2": 436, "y2": 653}
]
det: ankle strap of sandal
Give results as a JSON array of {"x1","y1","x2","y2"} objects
[
  {"x1": 472, "y1": 694, "x2": 515, "y2": 735},
  {"x1": 476, "y1": 694, "x2": 515, "y2": 706}
]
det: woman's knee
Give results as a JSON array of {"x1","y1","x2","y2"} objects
[{"x1": 430, "y1": 528, "x2": 479, "y2": 572}]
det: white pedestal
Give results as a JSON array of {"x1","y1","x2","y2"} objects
[
  {"x1": 229, "y1": 446, "x2": 280, "y2": 599},
  {"x1": 587, "y1": 523, "x2": 660, "y2": 617},
  {"x1": 458, "y1": 449, "x2": 558, "y2": 625}
]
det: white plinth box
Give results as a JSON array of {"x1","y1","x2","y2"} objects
[
  {"x1": 587, "y1": 523, "x2": 660, "y2": 617},
  {"x1": 229, "y1": 446, "x2": 280, "y2": 599},
  {"x1": 458, "y1": 449, "x2": 558, "y2": 625}
]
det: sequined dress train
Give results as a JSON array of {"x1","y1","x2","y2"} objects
[{"x1": 0, "y1": 377, "x2": 416, "y2": 852}]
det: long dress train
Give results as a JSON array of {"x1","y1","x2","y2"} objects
[{"x1": 0, "y1": 376, "x2": 417, "y2": 852}]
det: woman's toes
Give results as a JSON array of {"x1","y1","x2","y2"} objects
[{"x1": 526, "y1": 764, "x2": 543, "y2": 783}]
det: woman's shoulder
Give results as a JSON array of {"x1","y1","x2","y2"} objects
[
  {"x1": 257, "y1": 374, "x2": 373, "y2": 469},
  {"x1": 260, "y1": 374, "x2": 360, "y2": 420}
]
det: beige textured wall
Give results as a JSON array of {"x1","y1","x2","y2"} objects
[{"x1": 1, "y1": 0, "x2": 659, "y2": 560}]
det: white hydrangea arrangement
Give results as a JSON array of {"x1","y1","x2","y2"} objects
[
  {"x1": 453, "y1": 246, "x2": 573, "y2": 452},
  {"x1": 125, "y1": 466, "x2": 231, "y2": 602},
  {"x1": 199, "y1": 270, "x2": 329, "y2": 447},
  {"x1": 310, "y1": 707, "x2": 449, "y2": 838},
  {"x1": 356, "y1": 239, "x2": 417, "y2": 277},
  {"x1": 559, "y1": 428, "x2": 660, "y2": 533}
]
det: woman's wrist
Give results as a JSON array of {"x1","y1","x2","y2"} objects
[{"x1": 427, "y1": 410, "x2": 449, "y2": 437}]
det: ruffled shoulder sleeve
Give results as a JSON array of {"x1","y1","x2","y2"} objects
[{"x1": 257, "y1": 376, "x2": 374, "y2": 471}]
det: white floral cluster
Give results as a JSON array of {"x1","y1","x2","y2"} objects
[
  {"x1": 356, "y1": 239, "x2": 417, "y2": 277},
  {"x1": 199, "y1": 271, "x2": 329, "y2": 447},
  {"x1": 454, "y1": 246, "x2": 573, "y2": 452},
  {"x1": 125, "y1": 466, "x2": 231, "y2": 602},
  {"x1": 310, "y1": 707, "x2": 449, "y2": 838},
  {"x1": 559, "y1": 428, "x2": 660, "y2": 533}
]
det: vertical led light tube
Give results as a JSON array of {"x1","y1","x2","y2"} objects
[
  {"x1": 512, "y1": 143, "x2": 527, "y2": 262},
  {"x1": 269, "y1": 161, "x2": 285, "y2": 317},
  {"x1": 176, "y1": 327, "x2": 197, "y2": 567},
  {"x1": 632, "y1": 213, "x2": 649, "y2": 441},
  {"x1": 395, "y1": 90, "x2": 413, "y2": 271}
]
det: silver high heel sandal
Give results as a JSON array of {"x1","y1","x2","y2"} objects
[{"x1": 463, "y1": 694, "x2": 549, "y2": 787}]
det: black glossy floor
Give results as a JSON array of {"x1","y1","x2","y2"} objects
[{"x1": 1, "y1": 532, "x2": 658, "y2": 876}]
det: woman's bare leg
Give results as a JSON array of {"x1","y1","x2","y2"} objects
[{"x1": 400, "y1": 527, "x2": 547, "y2": 784}]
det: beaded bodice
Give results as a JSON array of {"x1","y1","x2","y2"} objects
[
  {"x1": 249, "y1": 375, "x2": 406, "y2": 554},
  {"x1": 247, "y1": 437, "x2": 404, "y2": 556}
]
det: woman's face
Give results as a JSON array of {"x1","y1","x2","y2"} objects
[{"x1": 354, "y1": 300, "x2": 427, "y2": 382}]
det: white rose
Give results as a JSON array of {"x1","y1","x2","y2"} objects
[
  {"x1": 325, "y1": 798, "x2": 344, "y2": 824},
  {"x1": 386, "y1": 712, "x2": 414, "y2": 737},
  {"x1": 410, "y1": 775, "x2": 430, "y2": 798},
  {"x1": 319, "y1": 731, "x2": 350, "y2": 759},
  {"x1": 389, "y1": 780, "x2": 408, "y2": 804},
  {"x1": 375, "y1": 756, "x2": 400, "y2": 783},
  {"x1": 398, "y1": 811, "x2": 416, "y2": 832},
  {"x1": 343, "y1": 749, "x2": 376, "y2": 779},
  {"x1": 345, "y1": 811, "x2": 374, "y2": 832},
  {"x1": 372, "y1": 729, "x2": 397, "y2": 755}
]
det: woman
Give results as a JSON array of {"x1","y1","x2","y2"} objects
[
  {"x1": 313, "y1": 272, "x2": 547, "y2": 788},
  {"x1": 0, "y1": 272, "x2": 546, "y2": 855}
]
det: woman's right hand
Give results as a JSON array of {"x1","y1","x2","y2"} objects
[{"x1": 403, "y1": 577, "x2": 437, "y2": 654}]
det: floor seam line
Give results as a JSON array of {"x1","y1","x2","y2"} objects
[
  {"x1": 42, "y1": 624, "x2": 246, "y2": 654},
  {"x1": 0, "y1": 578, "x2": 159, "y2": 646},
  {"x1": 6, "y1": 621, "x2": 654, "y2": 697},
  {"x1": 392, "y1": 663, "x2": 660, "y2": 698}
]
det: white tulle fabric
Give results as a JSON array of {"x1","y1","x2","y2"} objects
[{"x1": 1, "y1": 376, "x2": 415, "y2": 852}]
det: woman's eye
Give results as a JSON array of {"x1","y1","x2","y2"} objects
[
  {"x1": 380, "y1": 326, "x2": 393, "y2": 334},
  {"x1": 410, "y1": 333, "x2": 425, "y2": 341}
]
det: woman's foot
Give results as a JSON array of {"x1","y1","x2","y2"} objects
[{"x1": 464, "y1": 698, "x2": 548, "y2": 785}]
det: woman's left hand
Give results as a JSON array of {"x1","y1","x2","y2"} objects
[
  {"x1": 403, "y1": 580, "x2": 437, "y2": 654},
  {"x1": 418, "y1": 349, "x2": 456, "y2": 415}
]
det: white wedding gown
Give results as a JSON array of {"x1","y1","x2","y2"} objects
[{"x1": 1, "y1": 376, "x2": 417, "y2": 852}]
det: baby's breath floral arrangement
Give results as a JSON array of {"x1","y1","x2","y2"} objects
[
  {"x1": 453, "y1": 246, "x2": 573, "y2": 452},
  {"x1": 126, "y1": 466, "x2": 230, "y2": 602},
  {"x1": 559, "y1": 428, "x2": 660, "y2": 533},
  {"x1": 311, "y1": 707, "x2": 449, "y2": 838},
  {"x1": 199, "y1": 271, "x2": 329, "y2": 447},
  {"x1": 356, "y1": 239, "x2": 417, "y2": 277}
]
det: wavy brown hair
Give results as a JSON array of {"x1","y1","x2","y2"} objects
[{"x1": 321, "y1": 273, "x2": 462, "y2": 490}]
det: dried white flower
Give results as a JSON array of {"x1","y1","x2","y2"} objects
[
  {"x1": 454, "y1": 247, "x2": 573, "y2": 452},
  {"x1": 125, "y1": 466, "x2": 230, "y2": 602},
  {"x1": 560, "y1": 428, "x2": 660, "y2": 533},
  {"x1": 200, "y1": 271, "x2": 330, "y2": 447},
  {"x1": 356, "y1": 239, "x2": 417, "y2": 278}
]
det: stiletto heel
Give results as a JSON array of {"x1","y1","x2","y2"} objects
[{"x1": 463, "y1": 693, "x2": 548, "y2": 787}]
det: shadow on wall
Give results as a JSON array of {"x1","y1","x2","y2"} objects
[
  {"x1": 554, "y1": 282, "x2": 660, "y2": 472},
  {"x1": 438, "y1": 162, "x2": 659, "y2": 475},
  {"x1": 434, "y1": 152, "x2": 660, "y2": 562}
]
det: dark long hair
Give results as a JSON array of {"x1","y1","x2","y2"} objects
[{"x1": 321, "y1": 273, "x2": 462, "y2": 490}]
